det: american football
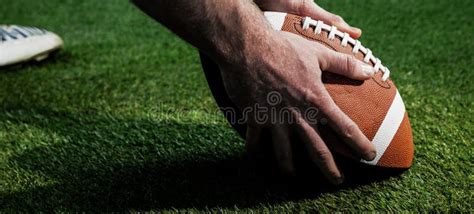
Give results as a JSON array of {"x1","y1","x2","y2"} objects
[{"x1": 200, "y1": 12, "x2": 414, "y2": 169}]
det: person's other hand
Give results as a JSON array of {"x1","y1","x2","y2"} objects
[
  {"x1": 217, "y1": 30, "x2": 376, "y2": 185},
  {"x1": 254, "y1": 0, "x2": 362, "y2": 38}
]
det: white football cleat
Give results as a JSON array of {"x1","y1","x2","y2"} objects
[{"x1": 0, "y1": 25, "x2": 63, "y2": 67}]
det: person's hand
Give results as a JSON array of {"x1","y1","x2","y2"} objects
[
  {"x1": 132, "y1": 0, "x2": 373, "y2": 185},
  {"x1": 217, "y1": 31, "x2": 376, "y2": 185},
  {"x1": 254, "y1": 0, "x2": 362, "y2": 38}
]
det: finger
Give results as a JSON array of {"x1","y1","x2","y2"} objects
[
  {"x1": 294, "y1": 0, "x2": 362, "y2": 39},
  {"x1": 245, "y1": 124, "x2": 263, "y2": 155},
  {"x1": 271, "y1": 125, "x2": 295, "y2": 175},
  {"x1": 292, "y1": 111, "x2": 343, "y2": 185},
  {"x1": 319, "y1": 48, "x2": 375, "y2": 80},
  {"x1": 307, "y1": 89, "x2": 376, "y2": 161}
]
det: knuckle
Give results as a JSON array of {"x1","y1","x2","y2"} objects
[
  {"x1": 332, "y1": 15, "x2": 344, "y2": 23},
  {"x1": 303, "y1": 87, "x2": 326, "y2": 108},
  {"x1": 290, "y1": 0, "x2": 303, "y2": 14},
  {"x1": 301, "y1": 88, "x2": 316, "y2": 103},
  {"x1": 345, "y1": 55, "x2": 357, "y2": 75},
  {"x1": 318, "y1": 51, "x2": 331, "y2": 70},
  {"x1": 295, "y1": 0, "x2": 315, "y2": 15},
  {"x1": 342, "y1": 122, "x2": 358, "y2": 139},
  {"x1": 314, "y1": 148, "x2": 332, "y2": 164},
  {"x1": 297, "y1": 0, "x2": 309, "y2": 14},
  {"x1": 315, "y1": 92, "x2": 333, "y2": 112}
]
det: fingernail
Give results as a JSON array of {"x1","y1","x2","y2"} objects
[
  {"x1": 364, "y1": 151, "x2": 377, "y2": 161},
  {"x1": 352, "y1": 27, "x2": 362, "y2": 34},
  {"x1": 362, "y1": 65, "x2": 375, "y2": 77}
]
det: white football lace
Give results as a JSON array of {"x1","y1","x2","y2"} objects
[{"x1": 302, "y1": 17, "x2": 390, "y2": 81}]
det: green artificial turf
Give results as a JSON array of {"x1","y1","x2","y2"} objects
[{"x1": 0, "y1": 0, "x2": 472, "y2": 212}]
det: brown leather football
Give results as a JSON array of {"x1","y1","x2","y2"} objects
[{"x1": 199, "y1": 12, "x2": 414, "y2": 169}]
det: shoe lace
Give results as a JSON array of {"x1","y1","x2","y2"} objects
[{"x1": 302, "y1": 17, "x2": 390, "y2": 81}]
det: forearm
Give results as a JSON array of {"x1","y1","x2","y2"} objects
[{"x1": 132, "y1": 0, "x2": 276, "y2": 64}]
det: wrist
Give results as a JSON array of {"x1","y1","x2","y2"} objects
[{"x1": 205, "y1": 1, "x2": 278, "y2": 66}]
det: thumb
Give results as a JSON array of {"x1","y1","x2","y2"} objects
[{"x1": 320, "y1": 48, "x2": 374, "y2": 80}]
